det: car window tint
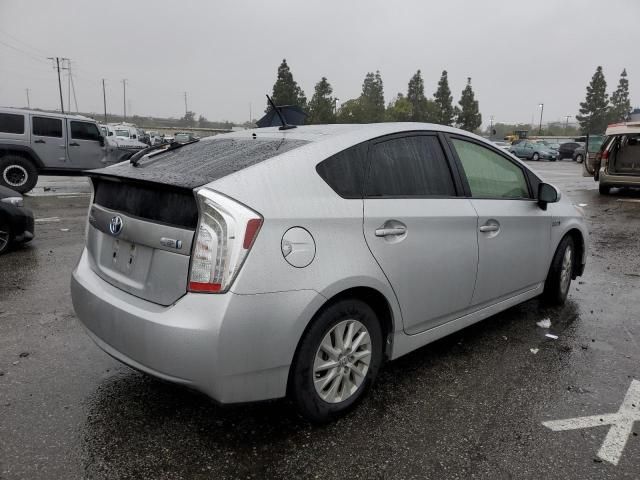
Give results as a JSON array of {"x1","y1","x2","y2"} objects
[
  {"x1": 0, "y1": 113, "x2": 25, "y2": 134},
  {"x1": 71, "y1": 121, "x2": 101, "y2": 141},
  {"x1": 32, "y1": 116, "x2": 63, "y2": 137},
  {"x1": 366, "y1": 136, "x2": 455, "y2": 197},
  {"x1": 452, "y1": 139, "x2": 530, "y2": 199},
  {"x1": 316, "y1": 144, "x2": 366, "y2": 198}
]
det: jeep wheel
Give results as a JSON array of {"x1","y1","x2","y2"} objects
[{"x1": 0, "y1": 155, "x2": 38, "y2": 194}]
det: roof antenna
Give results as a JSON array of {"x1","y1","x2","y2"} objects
[{"x1": 266, "y1": 94, "x2": 296, "y2": 130}]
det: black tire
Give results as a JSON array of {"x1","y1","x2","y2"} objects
[
  {"x1": 532, "y1": 152, "x2": 540, "y2": 161},
  {"x1": 542, "y1": 236, "x2": 575, "y2": 305},
  {"x1": 599, "y1": 184, "x2": 610, "y2": 195},
  {"x1": 575, "y1": 154, "x2": 583, "y2": 163},
  {"x1": 0, "y1": 155, "x2": 38, "y2": 194},
  {"x1": 290, "y1": 298, "x2": 383, "y2": 423},
  {"x1": 0, "y1": 223, "x2": 13, "y2": 255}
]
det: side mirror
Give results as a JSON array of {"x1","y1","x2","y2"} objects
[{"x1": 538, "y1": 182, "x2": 560, "y2": 210}]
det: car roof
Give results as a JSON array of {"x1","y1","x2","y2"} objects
[
  {"x1": 606, "y1": 121, "x2": 640, "y2": 136},
  {"x1": 221, "y1": 122, "x2": 487, "y2": 148},
  {"x1": 0, "y1": 106, "x2": 96, "y2": 122}
]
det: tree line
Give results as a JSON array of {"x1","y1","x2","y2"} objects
[
  {"x1": 577, "y1": 66, "x2": 632, "y2": 134},
  {"x1": 268, "y1": 59, "x2": 482, "y2": 132}
]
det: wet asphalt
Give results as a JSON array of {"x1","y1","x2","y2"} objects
[{"x1": 1, "y1": 163, "x2": 639, "y2": 479}]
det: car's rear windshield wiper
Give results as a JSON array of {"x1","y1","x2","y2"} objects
[{"x1": 129, "y1": 139, "x2": 200, "y2": 167}]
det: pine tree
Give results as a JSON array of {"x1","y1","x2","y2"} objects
[
  {"x1": 307, "y1": 77, "x2": 336, "y2": 124},
  {"x1": 359, "y1": 71, "x2": 385, "y2": 122},
  {"x1": 336, "y1": 98, "x2": 364, "y2": 123},
  {"x1": 267, "y1": 59, "x2": 307, "y2": 112},
  {"x1": 385, "y1": 93, "x2": 413, "y2": 122},
  {"x1": 407, "y1": 70, "x2": 426, "y2": 122},
  {"x1": 610, "y1": 68, "x2": 631, "y2": 123},
  {"x1": 434, "y1": 70, "x2": 455, "y2": 126},
  {"x1": 456, "y1": 77, "x2": 482, "y2": 132},
  {"x1": 576, "y1": 66, "x2": 610, "y2": 133}
]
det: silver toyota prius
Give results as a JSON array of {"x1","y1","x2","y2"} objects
[{"x1": 70, "y1": 123, "x2": 587, "y2": 422}]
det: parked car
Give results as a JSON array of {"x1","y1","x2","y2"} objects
[
  {"x1": 173, "y1": 132, "x2": 199, "y2": 144},
  {"x1": 71, "y1": 123, "x2": 587, "y2": 422},
  {"x1": 0, "y1": 185, "x2": 34, "y2": 254},
  {"x1": 572, "y1": 146, "x2": 585, "y2": 163},
  {"x1": 162, "y1": 134, "x2": 174, "y2": 143},
  {"x1": 0, "y1": 108, "x2": 116, "y2": 193},
  {"x1": 492, "y1": 140, "x2": 511, "y2": 151},
  {"x1": 557, "y1": 142, "x2": 584, "y2": 161},
  {"x1": 147, "y1": 131, "x2": 163, "y2": 146},
  {"x1": 510, "y1": 141, "x2": 557, "y2": 161},
  {"x1": 596, "y1": 121, "x2": 640, "y2": 194}
]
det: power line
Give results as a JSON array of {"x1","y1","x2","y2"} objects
[
  {"x1": 0, "y1": 30, "x2": 49, "y2": 57},
  {"x1": 0, "y1": 38, "x2": 49, "y2": 64}
]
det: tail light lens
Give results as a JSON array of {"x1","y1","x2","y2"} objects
[{"x1": 188, "y1": 188, "x2": 262, "y2": 293}]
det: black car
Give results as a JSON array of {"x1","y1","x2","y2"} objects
[
  {"x1": 557, "y1": 142, "x2": 584, "y2": 161},
  {"x1": 0, "y1": 185, "x2": 34, "y2": 254}
]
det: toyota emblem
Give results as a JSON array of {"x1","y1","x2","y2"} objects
[{"x1": 109, "y1": 215, "x2": 123, "y2": 236}]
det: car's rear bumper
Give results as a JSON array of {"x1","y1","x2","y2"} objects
[
  {"x1": 599, "y1": 170, "x2": 640, "y2": 188},
  {"x1": 70, "y1": 249, "x2": 324, "y2": 403}
]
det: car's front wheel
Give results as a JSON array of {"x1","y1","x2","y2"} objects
[
  {"x1": 575, "y1": 154, "x2": 584, "y2": 163},
  {"x1": 290, "y1": 299, "x2": 383, "y2": 423},
  {"x1": 532, "y1": 152, "x2": 540, "y2": 161},
  {"x1": 542, "y1": 236, "x2": 575, "y2": 305}
]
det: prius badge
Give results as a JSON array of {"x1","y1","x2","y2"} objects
[{"x1": 109, "y1": 215, "x2": 123, "y2": 236}]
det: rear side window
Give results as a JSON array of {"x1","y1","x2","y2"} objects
[
  {"x1": 71, "y1": 121, "x2": 101, "y2": 141},
  {"x1": 366, "y1": 135, "x2": 456, "y2": 197},
  {"x1": 316, "y1": 144, "x2": 366, "y2": 198},
  {"x1": 0, "y1": 113, "x2": 25, "y2": 134},
  {"x1": 32, "y1": 116, "x2": 62, "y2": 137},
  {"x1": 452, "y1": 139, "x2": 530, "y2": 199}
]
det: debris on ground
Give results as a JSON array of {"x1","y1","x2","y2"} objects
[
  {"x1": 18, "y1": 352, "x2": 29, "y2": 358},
  {"x1": 536, "y1": 318, "x2": 551, "y2": 328},
  {"x1": 60, "y1": 228, "x2": 70, "y2": 232},
  {"x1": 578, "y1": 203, "x2": 588, "y2": 207},
  {"x1": 545, "y1": 333, "x2": 559, "y2": 340},
  {"x1": 530, "y1": 348, "x2": 539, "y2": 354}
]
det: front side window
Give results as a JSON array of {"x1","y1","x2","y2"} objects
[
  {"x1": 0, "y1": 113, "x2": 25, "y2": 134},
  {"x1": 71, "y1": 121, "x2": 101, "y2": 141},
  {"x1": 452, "y1": 139, "x2": 530, "y2": 199},
  {"x1": 32, "y1": 116, "x2": 62, "y2": 137},
  {"x1": 366, "y1": 136, "x2": 456, "y2": 197}
]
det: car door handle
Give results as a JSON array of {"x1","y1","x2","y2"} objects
[
  {"x1": 34, "y1": 139, "x2": 45, "y2": 144},
  {"x1": 479, "y1": 224, "x2": 500, "y2": 232},
  {"x1": 375, "y1": 226, "x2": 407, "y2": 237},
  {"x1": 69, "y1": 142, "x2": 80, "y2": 146}
]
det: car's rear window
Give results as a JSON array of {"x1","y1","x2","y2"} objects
[
  {"x1": 0, "y1": 113, "x2": 25, "y2": 134},
  {"x1": 91, "y1": 136, "x2": 310, "y2": 188}
]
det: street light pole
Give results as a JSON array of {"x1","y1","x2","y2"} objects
[
  {"x1": 564, "y1": 115, "x2": 571, "y2": 134},
  {"x1": 538, "y1": 103, "x2": 544, "y2": 135}
]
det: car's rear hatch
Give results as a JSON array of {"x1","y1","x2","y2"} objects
[
  {"x1": 85, "y1": 136, "x2": 309, "y2": 306},
  {"x1": 608, "y1": 134, "x2": 640, "y2": 176}
]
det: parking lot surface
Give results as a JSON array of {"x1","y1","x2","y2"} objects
[{"x1": 1, "y1": 162, "x2": 639, "y2": 479}]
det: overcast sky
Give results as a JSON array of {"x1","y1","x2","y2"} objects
[{"x1": 0, "y1": 0, "x2": 638, "y2": 126}]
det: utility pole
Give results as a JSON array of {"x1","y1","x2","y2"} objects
[
  {"x1": 334, "y1": 98, "x2": 339, "y2": 116},
  {"x1": 564, "y1": 115, "x2": 571, "y2": 134},
  {"x1": 538, "y1": 103, "x2": 544, "y2": 135},
  {"x1": 102, "y1": 79, "x2": 107, "y2": 123},
  {"x1": 25, "y1": 88, "x2": 30, "y2": 109},
  {"x1": 48, "y1": 57, "x2": 66, "y2": 113},
  {"x1": 122, "y1": 79, "x2": 127, "y2": 121},
  {"x1": 183, "y1": 91, "x2": 188, "y2": 115},
  {"x1": 489, "y1": 115, "x2": 494, "y2": 137}
]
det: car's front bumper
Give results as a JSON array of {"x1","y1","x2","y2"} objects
[
  {"x1": 70, "y1": 249, "x2": 324, "y2": 403},
  {"x1": 4, "y1": 204, "x2": 34, "y2": 243}
]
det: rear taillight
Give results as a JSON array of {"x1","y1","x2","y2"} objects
[
  {"x1": 188, "y1": 188, "x2": 262, "y2": 293},
  {"x1": 601, "y1": 150, "x2": 609, "y2": 167}
]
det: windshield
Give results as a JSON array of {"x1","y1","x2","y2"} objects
[{"x1": 115, "y1": 130, "x2": 130, "y2": 137}]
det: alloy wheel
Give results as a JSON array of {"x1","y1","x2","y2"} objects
[
  {"x1": 313, "y1": 319, "x2": 372, "y2": 404},
  {"x1": 0, "y1": 228, "x2": 10, "y2": 253},
  {"x1": 3, "y1": 165, "x2": 28, "y2": 187},
  {"x1": 560, "y1": 246, "x2": 573, "y2": 295}
]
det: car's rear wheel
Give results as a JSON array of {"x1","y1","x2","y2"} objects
[
  {"x1": 290, "y1": 298, "x2": 383, "y2": 423},
  {"x1": 575, "y1": 154, "x2": 584, "y2": 163},
  {"x1": 0, "y1": 155, "x2": 38, "y2": 194},
  {"x1": 532, "y1": 152, "x2": 540, "y2": 161},
  {"x1": 542, "y1": 236, "x2": 575, "y2": 305},
  {"x1": 599, "y1": 184, "x2": 610, "y2": 195},
  {"x1": 0, "y1": 224, "x2": 13, "y2": 255}
]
